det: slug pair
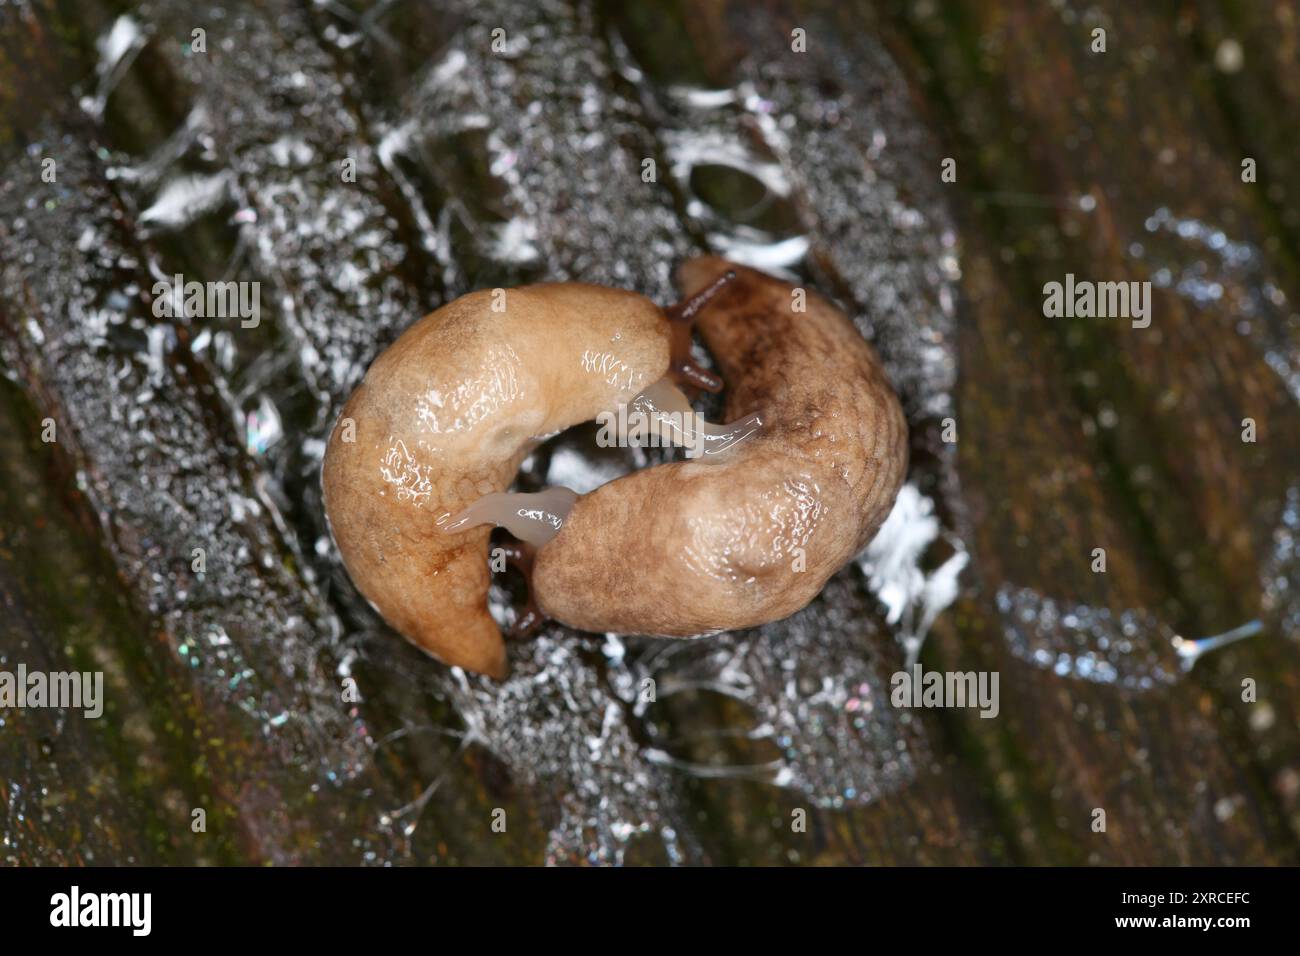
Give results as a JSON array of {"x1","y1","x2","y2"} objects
[{"x1": 321, "y1": 257, "x2": 908, "y2": 678}]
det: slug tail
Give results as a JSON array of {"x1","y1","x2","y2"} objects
[{"x1": 322, "y1": 432, "x2": 510, "y2": 681}]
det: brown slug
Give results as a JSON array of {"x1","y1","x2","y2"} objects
[
  {"x1": 530, "y1": 257, "x2": 909, "y2": 636},
  {"x1": 321, "y1": 278, "x2": 741, "y2": 678}
]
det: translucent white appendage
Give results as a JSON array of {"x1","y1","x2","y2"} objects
[
  {"x1": 442, "y1": 487, "x2": 579, "y2": 546},
  {"x1": 623, "y1": 378, "x2": 761, "y2": 461},
  {"x1": 1173, "y1": 619, "x2": 1263, "y2": 672}
]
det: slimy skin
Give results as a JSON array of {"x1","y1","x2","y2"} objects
[
  {"x1": 324, "y1": 261, "x2": 907, "y2": 679},
  {"x1": 532, "y1": 257, "x2": 909, "y2": 637},
  {"x1": 322, "y1": 284, "x2": 674, "y2": 678}
]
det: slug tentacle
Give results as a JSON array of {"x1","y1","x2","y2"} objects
[
  {"x1": 665, "y1": 268, "x2": 735, "y2": 396},
  {"x1": 444, "y1": 487, "x2": 578, "y2": 546},
  {"x1": 624, "y1": 378, "x2": 762, "y2": 460}
]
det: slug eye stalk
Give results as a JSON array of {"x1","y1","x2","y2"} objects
[{"x1": 664, "y1": 269, "x2": 736, "y2": 397}]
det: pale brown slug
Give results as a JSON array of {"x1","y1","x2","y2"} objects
[{"x1": 321, "y1": 280, "x2": 737, "y2": 678}]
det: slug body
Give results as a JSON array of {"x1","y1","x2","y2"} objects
[
  {"x1": 531, "y1": 258, "x2": 909, "y2": 636},
  {"x1": 322, "y1": 284, "x2": 672, "y2": 678}
]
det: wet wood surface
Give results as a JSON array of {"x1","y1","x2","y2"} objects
[{"x1": 1, "y1": 0, "x2": 1297, "y2": 864}]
